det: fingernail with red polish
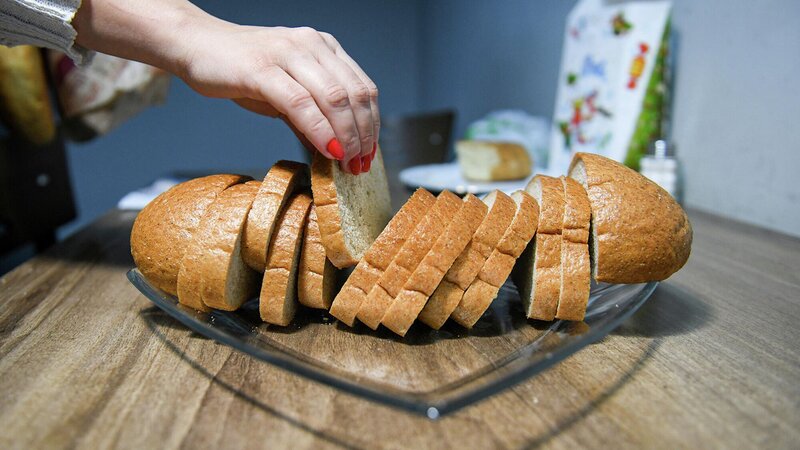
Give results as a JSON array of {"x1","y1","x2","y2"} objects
[
  {"x1": 361, "y1": 155, "x2": 371, "y2": 172},
  {"x1": 348, "y1": 157, "x2": 362, "y2": 175},
  {"x1": 326, "y1": 138, "x2": 344, "y2": 160}
]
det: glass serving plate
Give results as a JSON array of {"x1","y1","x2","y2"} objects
[{"x1": 128, "y1": 269, "x2": 656, "y2": 419}]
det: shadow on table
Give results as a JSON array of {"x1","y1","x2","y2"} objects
[
  {"x1": 140, "y1": 306, "x2": 366, "y2": 450},
  {"x1": 612, "y1": 282, "x2": 713, "y2": 338}
]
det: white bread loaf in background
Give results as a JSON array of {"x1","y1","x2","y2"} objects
[{"x1": 455, "y1": 140, "x2": 532, "y2": 181}]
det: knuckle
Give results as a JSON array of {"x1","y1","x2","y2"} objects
[
  {"x1": 367, "y1": 84, "x2": 379, "y2": 100},
  {"x1": 306, "y1": 114, "x2": 329, "y2": 134},
  {"x1": 350, "y1": 83, "x2": 372, "y2": 105},
  {"x1": 286, "y1": 89, "x2": 315, "y2": 110},
  {"x1": 295, "y1": 26, "x2": 319, "y2": 41},
  {"x1": 323, "y1": 84, "x2": 350, "y2": 108}
]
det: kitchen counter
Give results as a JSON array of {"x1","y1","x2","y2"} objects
[{"x1": 0, "y1": 208, "x2": 798, "y2": 449}]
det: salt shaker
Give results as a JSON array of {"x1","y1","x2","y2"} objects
[{"x1": 639, "y1": 139, "x2": 681, "y2": 202}]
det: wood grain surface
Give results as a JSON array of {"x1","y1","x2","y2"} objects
[{"x1": 0, "y1": 209, "x2": 798, "y2": 449}]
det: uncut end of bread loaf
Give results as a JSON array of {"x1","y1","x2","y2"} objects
[
  {"x1": 418, "y1": 190, "x2": 516, "y2": 329},
  {"x1": 382, "y1": 194, "x2": 487, "y2": 336},
  {"x1": 132, "y1": 174, "x2": 249, "y2": 297},
  {"x1": 356, "y1": 190, "x2": 462, "y2": 329},
  {"x1": 298, "y1": 204, "x2": 338, "y2": 310},
  {"x1": 452, "y1": 190, "x2": 539, "y2": 328},
  {"x1": 260, "y1": 192, "x2": 312, "y2": 326},
  {"x1": 242, "y1": 161, "x2": 309, "y2": 272},
  {"x1": 556, "y1": 176, "x2": 591, "y2": 321},
  {"x1": 311, "y1": 148, "x2": 392, "y2": 269},
  {"x1": 199, "y1": 181, "x2": 262, "y2": 311},
  {"x1": 512, "y1": 175, "x2": 563, "y2": 321},
  {"x1": 455, "y1": 140, "x2": 532, "y2": 181},
  {"x1": 329, "y1": 189, "x2": 435, "y2": 326},
  {"x1": 568, "y1": 152, "x2": 692, "y2": 283}
]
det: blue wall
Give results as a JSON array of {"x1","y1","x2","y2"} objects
[{"x1": 63, "y1": 0, "x2": 423, "y2": 236}]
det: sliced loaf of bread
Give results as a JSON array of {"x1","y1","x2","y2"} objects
[
  {"x1": 512, "y1": 175, "x2": 564, "y2": 320},
  {"x1": 357, "y1": 191, "x2": 462, "y2": 330},
  {"x1": 297, "y1": 204, "x2": 338, "y2": 310},
  {"x1": 418, "y1": 190, "x2": 517, "y2": 329},
  {"x1": 176, "y1": 181, "x2": 260, "y2": 312},
  {"x1": 131, "y1": 174, "x2": 248, "y2": 297},
  {"x1": 329, "y1": 189, "x2": 435, "y2": 326},
  {"x1": 260, "y1": 192, "x2": 313, "y2": 326},
  {"x1": 311, "y1": 147, "x2": 391, "y2": 268},
  {"x1": 557, "y1": 176, "x2": 591, "y2": 321},
  {"x1": 451, "y1": 191, "x2": 539, "y2": 328},
  {"x1": 568, "y1": 152, "x2": 692, "y2": 283},
  {"x1": 381, "y1": 194, "x2": 487, "y2": 336},
  {"x1": 242, "y1": 161, "x2": 308, "y2": 272}
]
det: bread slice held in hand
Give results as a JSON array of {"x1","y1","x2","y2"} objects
[
  {"x1": 418, "y1": 190, "x2": 517, "y2": 330},
  {"x1": 176, "y1": 181, "x2": 262, "y2": 312},
  {"x1": 311, "y1": 148, "x2": 391, "y2": 268},
  {"x1": 260, "y1": 192, "x2": 313, "y2": 326},
  {"x1": 451, "y1": 190, "x2": 539, "y2": 328},
  {"x1": 242, "y1": 161, "x2": 308, "y2": 272},
  {"x1": 131, "y1": 174, "x2": 249, "y2": 297},
  {"x1": 297, "y1": 204, "x2": 338, "y2": 310},
  {"x1": 568, "y1": 152, "x2": 692, "y2": 283},
  {"x1": 329, "y1": 189, "x2": 436, "y2": 326},
  {"x1": 357, "y1": 191, "x2": 462, "y2": 330},
  {"x1": 557, "y1": 176, "x2": 591, "y2": 321},
  {"x1": 512, "y1": 175, "x2": 564, "y2": 321},
  {"x1": 382, "y1": 194, "x2": 487, "y2": 336}
]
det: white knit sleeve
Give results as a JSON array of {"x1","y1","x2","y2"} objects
[{"x1": 0, "y1": 0, "x2": 90, "y2": 63}]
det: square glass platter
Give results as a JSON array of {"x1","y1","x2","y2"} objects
[{"x1": 128, "y1": 269, "x2": 656, "y2": 419}]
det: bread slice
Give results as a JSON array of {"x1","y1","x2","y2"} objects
[
  {"x1": 455, "y1": 140, "x2": 532, "y2": 181},
  {"x1": 179, "y1": 181, "x2": 262, "y2": 311},
  {"x1": 512, "y1": 175, "x2": 564, "y2": 320},
  {"x1": 131, "y1": 174, "x2": 249, "y2": 297},
  {"x1": 568, "y1": 152, "x2": 692, "y2": 283},
  {"x1": 357, "y1": 191, "x2": 462, "y2": 330},
  {"x1": 329, "y1": 189, "x2": 436, "y2": 326},
  {"x1": 557, "y1": 176, "x2": 591, "y2": 321},
  {"x1": 242, "y1": 161, "x2": 309, "y2": 272},
  {"x1": 260, "y1": 192, "x2": 313, "y2": 326},
  {"x1": 418, "y1": 190, "x2": 517, "y2": 329},
  {"x1": 451, "y1": 191, "x2": 539, "y2": 328},
  {"x1": 311, "y1": 147, "x2": 392, "y2": 268},
  {"x1": 297, "y1": 204, "x2": 338, "y2": 310},
  {"x1": 381, "y1": 194, "x2": 487, "y2": 336}
]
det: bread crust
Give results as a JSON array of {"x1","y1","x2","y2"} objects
[
  {"x1": 298, "y1": 205, "x2": 337, "y2": 310},
  {"x1": 357, "y1": 191, "x2": 461, "y2": 329},
  {"x1": 311, "y1": 148, "x2": 391, "y2": 268},
  {"x1": 418, "y1": 190, "x2": 516, "y2": 329},
  {"x1": 568, "y1": 152, "x2": 692, "y2": 283},
  {"x1": 260, "y1": 192, "x2": 313, "y2": 326},
  {"x1": 526, "y1": 175, "x2": 564, "y2": 321},
  {"x1": 382, "y1": 194, "x2": 487, "y2": 336},
  {"x1": 557, "y1": 176, "x2": 591, "y2": 321},
  {"x1": 452, "y1": 191, "x2": 539, "y2": 328},
  {"x1": 329, "y1": 189, "x2": 435, "y2": 326},
  {"x1": 242, "y1": 161, "x2": 308, "y2": 272},
  {"x1": 131, "y1": 174, "x2": 248, "y2": 297}
]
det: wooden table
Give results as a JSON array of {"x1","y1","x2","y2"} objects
[{"x1": 1, "y1": 209, "x2": 798, "y2": 449}]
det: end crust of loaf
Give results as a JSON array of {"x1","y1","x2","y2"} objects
[
  {"x1": 455, "y1": 140, "x2": 532, "y2": 181},
  {"x1": 452, "y1": 190, "x2": 539, "y2": 328},
  {"x1": 329, "y1": 189, "x2": 435, "y2": 326},
  {"x1": 556, "y1": 176, "x2": 591, "y2": 321},
  {"x1": 382, "y1": 194, "x2": 487, "y2": 336},
  {"x1": 311, "y1": 148, "x2": 392, "y2": 269},
  {"x1": 260, "y1": 192, "x2": 313, "y2": 326},
  {"x1": 242, "y1": 161, "x2": 309, "y2": 272},
  {"x1": 568, "y1": 152, "x2": 692, "y2": 283},
  {"x1": 513, "y1": 175, "x2": 563, "y2": 321},
  {"x1": 356, "y1": 190, "x2": 461, "y2": 329},
  {"x1": 418, "y1": 190, "x2": 516, "y2": 329},
  {"x1": 298, "y1": 204, "x2": 338, "y2": 310},
  {"x1": 132, "y1": 174, "x2": 248, "y2": 298}
]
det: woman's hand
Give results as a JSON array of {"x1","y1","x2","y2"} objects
[{"x1": 73, "y1": 0, "x2": 379, "y2": 174}]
